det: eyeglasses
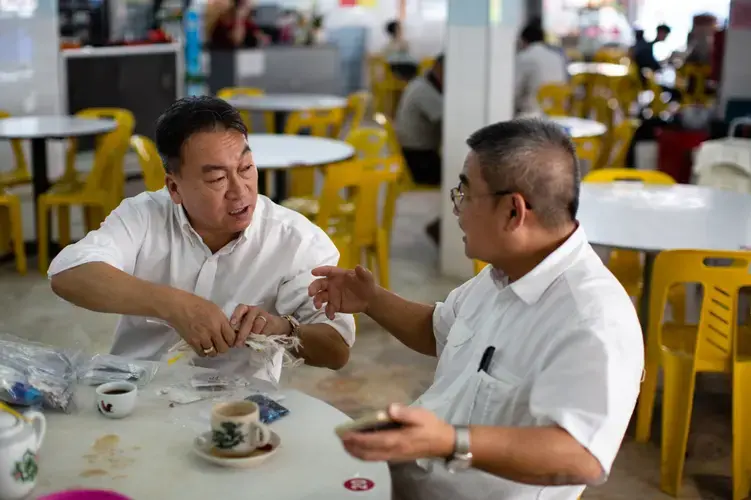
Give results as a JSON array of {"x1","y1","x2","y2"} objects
[{"x1": 450, "y1": 183, "x2": 532, "y2": 212}]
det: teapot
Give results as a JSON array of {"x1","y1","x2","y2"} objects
[{"x1": 0, "y1": 410, "x2": 46, "y2": 500}]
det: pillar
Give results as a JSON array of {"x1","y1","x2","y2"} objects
[{"x1": 439, "y1": 0, "x2": 524, "y2": 279}]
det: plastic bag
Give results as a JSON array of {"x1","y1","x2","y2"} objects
[
  {"x1": 0, "y1": 334, "x2": 84, "y2": 413},
  {"x1": 78, "y1": 354, "x2": 159, "y2": 387}
]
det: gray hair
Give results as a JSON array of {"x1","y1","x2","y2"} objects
[{"x1": 466, "y1": 118, "x2": 580, "y2": 229}]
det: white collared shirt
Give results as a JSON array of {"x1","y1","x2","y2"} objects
[
  {"x1": 391, "y1": 227, "x2": 644, "y2": 500},
  {"x1": 48, "y1": 189, "x2": 355, "y2": 381},
  {"x1": 515, "y1": 42, "x2": 568, "y2": 116}
]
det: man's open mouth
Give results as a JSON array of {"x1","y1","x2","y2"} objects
[{"x1": 229, "y1": 206, "x2": 249, "y2": 216}]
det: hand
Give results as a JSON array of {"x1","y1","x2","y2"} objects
[
  {"x1": 229, "y1": 304, "x2": 291, "y2": 347},
  {"x1": 308, "y1": 265, "x2": 377, "y2": 320},
  {"x1": 339, "y1": 404, "x2": 455, "y2": 462},
  {"x1": 164, "y1": 293, "x2": 236, "y2": 357}
]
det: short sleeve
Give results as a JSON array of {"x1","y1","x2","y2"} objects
[
  {"x1": 432, "y1": 270, "x2": 485, "y2": 355},
  {"x1": 48, "y1": 197, "x2": 149, "y2": 277},
  {"x1": 275, "y1": 227, "x2": 356, "y2": 346},
  {"x1": 528, "y1": 321, "x2": 644, "y2": 476}
]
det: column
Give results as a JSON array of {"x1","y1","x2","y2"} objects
[
  {"x1": 720, "y1": 0, "x2": 751, "y2": 114},
  {"x1": 439, "y1": 0, "x2": 524, "y2": 279}
]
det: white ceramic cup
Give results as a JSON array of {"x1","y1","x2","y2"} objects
[
  {"x1": 210, "y1": 401, "x2": 272, "y2": 457},
  {"x1": 95, "y1": 381, "x2": 138, "y2": 419}
]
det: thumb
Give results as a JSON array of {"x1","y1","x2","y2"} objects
[
  {"x1": 354, "y1": 265, "x2": 371, "y2": 281},
  {"x1": 387, "y1": 403, "x2": 423, "y2": 425}
]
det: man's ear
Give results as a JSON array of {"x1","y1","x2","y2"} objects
[{"x1": 165, "y1": 174, "x2": 182, "y2": 205}]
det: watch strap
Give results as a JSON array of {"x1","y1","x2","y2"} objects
[
  {"x1": 453, "y1": 425, "x2": 471, "y2": 456},
  {"x1": 282, "y1": 315, "x2": 301, "y2": 337}
]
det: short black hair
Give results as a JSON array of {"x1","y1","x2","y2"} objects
[
  {"x1": 155, "y1": 96, "x2": 247, "y2": 174},
  {"x1": 520, "y1": 22, "x2": 545, "y2": 44},
  {"x1": 466, "y1": 118, "x2": 580, "y2": 229},
  {"x1": 657, "y1": 24, "x2": 671, "y2": 34},
  {"x1": 385, "y1": 20, "x2": 400, "y2": 37}
]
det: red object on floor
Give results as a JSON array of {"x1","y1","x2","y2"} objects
[{"x1": 655, "y1": 128, "x2": 710, "y2": 184}]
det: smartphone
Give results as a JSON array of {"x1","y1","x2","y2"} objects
[{"x1": 334, "y1": 410, "x2": 404, "y2": 437}]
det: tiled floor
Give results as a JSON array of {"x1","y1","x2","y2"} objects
[{"x1": 0, "y1": 173, "x2": 737, "y2": 499}]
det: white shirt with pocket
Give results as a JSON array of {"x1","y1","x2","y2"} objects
[
  {"x1": 391, "y1": 226, "x2": 644, "y2": 500},
  {"x1": 47, "y1": 189, "x2": 356, "y2": 382}
]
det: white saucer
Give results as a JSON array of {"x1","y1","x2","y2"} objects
[{"x1": 192, "y1": 431, "x2": 281, "y2": 469}]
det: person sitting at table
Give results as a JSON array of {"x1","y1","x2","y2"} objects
[
  {"x1": 308, "y1": 118, "x2": 644, "y2": 500},
  {"x1": 515, "y1": 20, "x2": 567, "y2": 117},
  {"x1": 383, "y1": 20, "x2": 409, "y2": 59},
  {"x1": 204, "y1": 0, "x2": 267, "y2": 49},
  {"x1": 47, "y1": 96, "x2": 355, "y2": 381},
  {"x1": 394, "y1": 54, "x2": 444, "y2": 244}
]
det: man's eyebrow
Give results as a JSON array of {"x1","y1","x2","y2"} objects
[
  {"x1": 201, "y1": 165, "x2": 228, "y2": 173},
  {"x1": 459, "y1": 173, "x2": 469, "y2": 187}
]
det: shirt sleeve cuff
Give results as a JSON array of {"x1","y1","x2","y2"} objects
[
  {"x1": 303, "y1": 312, "x2": 356, "y2": 347},
  {"x1": 547, "y1": 410, "x2": 613, "y2": 482},
  {"x1": 47, "y1": 248, "x2": 124, "y2": 278}
]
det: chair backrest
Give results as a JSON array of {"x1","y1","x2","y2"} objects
[
  {"x1": 129, "y1": 135, "x2": 165, "y2": 192},
  {"x1": 696, "y1": 162, "x2": 751, "y2": 193},
  {"x1": 537, "y1": 83, "x2": 573, "y2": 116},
  {"x1": 473, "y1": 260, "x2": 487, "y2": 275},
  {"x1": 418, "y1": 57, "x2": 435, "y2": 75},
  {"x1": 590, "y1": 96, "x2": 618, "y2": 169},
  {"x1": 608, "y1": 119, "x2": 640, "y2": 168},
  {"x1": 650, "y1": 250, "x2": 751, "y2": 361},
  {"x1": 346, "y1": 127, "x2": 388, "y2": 159},
  {"x1": 284, "y1": 108, "x2": 345, "y2": 138},
  {"x1": 573, "y1": 137, "x2": 602, "y2": 175},
  {"x1": 676, "y1": 64, "x2": 712, "y2": 106},
  {"x1": 373, "y1": 112, "x2": 402, "y2": 155},
  {"x1": 584, "y1": 168, "x2": 675, "y2": 184},
  {"x1": 0, "y1": 111, "x2": 28, "y2": 174},
  {"x1": 342, "y1": 91, "x2": 371, "y2": 136},
  {"x1": 217, "y1": 87, "x2": 265, "y2": 132}
]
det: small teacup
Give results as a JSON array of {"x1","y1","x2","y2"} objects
[
  {"x1": 96, "y1": 382, "x2": 137, "y2": 419},
  {"x1": 211, "y1": 401, "x2": 272, "y2": 457}
]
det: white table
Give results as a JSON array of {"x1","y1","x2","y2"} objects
[
  {"x1": 226, "y1": 94, "x2": 348, "y2": 114},
  {"x1": 248, "y1": 134, "x2": 355, "y2": 202},
  {"x1": 568, "y1": 62, "x2": 629, "y2": 78},
  {"x1": 547, "y1": 116, "x2": 607, "y2": 138},
  {"x1": 35, "y1": 369, "x2": 391, "y2": 499},
  {"x1": 0, "y1": 116, "x2": 116, "y2": 252},
  {"x1": 578, "y1": 183, "x2": 751, "y2": 328}
]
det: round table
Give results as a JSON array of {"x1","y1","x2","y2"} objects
[
  {"x1": 568, "y1": 62, "x2": 629, "y2": 78},
  {"x1": 547, "y1": 116, "x2": 607, "y2": 138},
  {"x1": 0, "y1": 116, "x2": 116, "y2": 253},
  {"x1": 226, "y1": 94, "x2": 348, "y2": 114},
  {"x1": 248, "y1": 134, "x2": 355, "y2": 202},
  {"x1": 578, "y1": 183, "x2": 751, "y2": 328},
  {"x1": 36, "y1": 369, "x2": 391, "y2": 499}
]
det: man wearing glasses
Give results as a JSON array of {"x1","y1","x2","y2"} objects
[{"x1": 308, "y1": 118, "x2": 644, "y2": 499}]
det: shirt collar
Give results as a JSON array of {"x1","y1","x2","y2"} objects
[
  {"x1": 502, "y1": 225, "x2": 588, "y2": 305},
  {"x1": 173, "y1": 197, "x2": 261, "y2": 253}
]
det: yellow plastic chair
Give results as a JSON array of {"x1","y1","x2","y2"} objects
[
  {"x1": 37, "y1": 125, "x2": 128, "y2": 273},
  {"x1": 607, "y1": 119, "x2": 640, "y2": 168},
  {"x1": 676, "y1": 63, "x2": 713, "y2": 107},
  {"x1": 573, "y1": 137, "x2": 602, "y2": 174},
  {"x1": 59, "y1": 108, "x2": 135, "y2": 204},
  {"x1": 537, "y1": 84, "x2": 573, "y2": 116},
  {"x1": 590, "y1": 96, "x2": 617, "y2": 169},
  {"x1": 374, "y1": 112, "x2": 438, "y2": 193},
  {"x1": 281, "y1": 127, "x2": 388, "y2": 217},
  {"x1": 473, "y1": 260, "x2": 487, "y2": 275},
  {"x1": 217, "y1": 87, "x2": 276, "y2": 133},
  {"x1": 334, "y1": 91, "x2": 370, "y2": 139},
  {"x1": 0, "y1": 111, "x2": 31, "y2": 188},
  {"x1": 584, "y1": 169, "x2": 686, "y2": 322},
  {"x1": 418, "y1": 57, "x2": 435, "y2": 75},
  {"x1": 129, "y1": 135, "x2": 165, "y2": 192},
  {"x1": 633, "y1": 250, "x2": 751, "y2": 500},
  {"x1": 0, "y1": 190, "x2": 27, "y2": 274},
  {"x1": 315, "y1": 155, "x2": 402, "y2": 289},
  {"x1": 569, "y1": 74, "x2": 591, "y2": 117},
  {"x1": 368, "y1": 55, "x2": 408, "y2": 117}
]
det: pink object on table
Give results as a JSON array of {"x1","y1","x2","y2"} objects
[{"x1": 38, "y1": 490, "x2": 131, "y2": 500}]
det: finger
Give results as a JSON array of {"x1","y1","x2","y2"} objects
[
  {"x1": 220, "y1": 321, "x2": 237, "y2": 348},
  {"x1": 196, "y1": 335, "x2": 217, "y2": 357},
  {"x1": 210, "y1": 327, "x2": 231, "y2": 354},
  {"x1": 236, "y1": 308, "x2": 260, "y2": 347},
  {"x1": 354, "y1": 265, "x2": 371, "y2": 281},
  {"x1": 311, "y1": 266, "x2": 338, "y2": 277},
  {"x1": 387, "y1": 403, "x2": 422, "y2": 425},
  {"x1": 313, "y1": 291, "x2": 329, "y2": 310},
  {"x1": 325, "y1": 284, "x2": 342, "y2": 320},
  {"x1": 341, "y1": 430, "x2": 402, "y2": 452},
  {"x1": 307, "y1": 278, "x2": 328, "y2": 297},
  {"x1": 251, "y1": 313, "x2": 268, "y2": 335},
  {"x1": 230, "y1": 304, "x2": 249, "y2": 330},
  {"x1": 189, "y1": 338, "x2": 207, "y2": 357}
]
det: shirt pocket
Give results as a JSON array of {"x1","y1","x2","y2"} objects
[
  {"x1": 469, "y1": 365, "x2": 524, "y2": 426},
  {"x1": 446, "y1": 317, "x2": 478, "y2": 348}
]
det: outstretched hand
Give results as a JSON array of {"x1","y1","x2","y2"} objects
[{"x1": 308, "y1": 265, "x2": 377, "y2": 320}]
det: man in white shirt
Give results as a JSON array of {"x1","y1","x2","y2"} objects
[
  {"x1": 48, "y1": 96, "x2": 355, "y2": 379},
  {"x1": 308, "y1": 118, "x2": 643, "y2": 499},
  {"x1": 515, "y1": 22, "x2": 567, "y2": 116}
]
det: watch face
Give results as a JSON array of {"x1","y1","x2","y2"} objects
[{"x1": 447, "y1": 455, "x2": 471, "y2": 473}]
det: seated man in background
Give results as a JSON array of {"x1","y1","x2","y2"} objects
[
  {"x1": 395, "y1": 54, "x2": 444, "y2": 243},
  {"x1": 383, "y1": 20, "x2": 410, "y2": 59},
  {"x1": 309, "y1": 119, "x2": 644, "y2": 500},
  {"x1": 634, "y1": 24, "x2": 671, "y2": 73},
  {"x1": 48, "y1": 96, "x2": 354, "y2": 380},
  {"x1": 515, "y1": 21, "x2": 567, "y2": 116}
]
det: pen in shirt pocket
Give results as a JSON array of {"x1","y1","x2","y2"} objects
[{"x1": 478, "y1": 346, "x2": 496, "y2": 373}]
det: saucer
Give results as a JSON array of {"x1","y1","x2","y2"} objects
[{"x1": 192, "y1": 431, "x2": 281, "y2": 469}]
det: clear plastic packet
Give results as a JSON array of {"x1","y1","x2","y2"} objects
[
  {"x1": 0, "y1": 333, "x2": 85, "y2": 413},
  {"x1": 78, "y1": 354, "x2": 159, "y2": 387}
]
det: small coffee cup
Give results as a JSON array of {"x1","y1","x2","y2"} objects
[
  {"x1": 211, "y1": 401, "x2": 272, "y2": 457},
  {"x1": 96, "y1": 381, "x2": 137, "y2": 419}
]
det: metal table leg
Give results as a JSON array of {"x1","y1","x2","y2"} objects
[{"x1": 639, "y1": 252, "x2": 657, "y2": 336}]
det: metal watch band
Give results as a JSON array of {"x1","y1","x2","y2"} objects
[
  {"x1": 282, "y1": 315, "x2": 301, "y2": 337},
  {"x1": 454, "y1": 425, "x2": 471, "y2": 455}
]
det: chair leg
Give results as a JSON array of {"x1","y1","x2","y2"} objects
[
  {"x1": 57, "y1": 206, "x2": 71, "y2": 247},
  {"x1": 263, "y1": 112, "x2": 276, "y2": 134},
  {"x1": 7, "y1": 199, "x2": 27, "y2": 275},
  {"x1": 635, "y1": 347, "x2": 661, "y2": 443},
  {"x1": 668, "y1": 285, "x2": 687, "y2": 324},
  {"x1": 732, "y1": 362, "x2": 751, "y2": 500},
  {"x1": 37, "y1": 200, "x2": 50, "y2": 275},
  {"x1": 375, "y1": 228, "x2": 390, "y2": 290},
  {"x1": 0, "y1": 207, "x2": 10, "y2": 254},
  {"x1": 659, "y1": 350, "x2": 696, "y2": 497}
]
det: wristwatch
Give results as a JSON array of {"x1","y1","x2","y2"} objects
[
  {"x1": 282, "y1": 315, "x2": 301, "y2": 338},
  {"x1": 445, "y1": 425, "x2": 473, "y2": 473}
]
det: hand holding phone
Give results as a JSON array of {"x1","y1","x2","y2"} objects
[{"x1": 334, "y1": 410, "x2": 405, "y2": 438}]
